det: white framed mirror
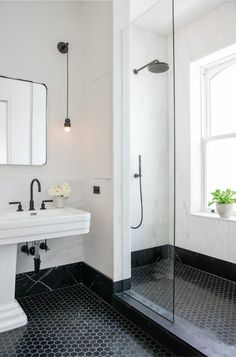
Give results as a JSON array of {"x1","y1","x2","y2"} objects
[{"x1": 0, "y1": 76, "x2": 47, "y2": 166}]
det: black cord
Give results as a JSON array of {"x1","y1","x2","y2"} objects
[
  {"x1": 66, "y1": 46, "x2": 69, "y2": 118},
  {"x1": 131, "y1": 174, "x2": 143, "y2": 229}
]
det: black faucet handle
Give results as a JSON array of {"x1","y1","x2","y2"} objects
[
  {"x1": 9, "y1": 201, "x2": 23, "y2": 212},
  {"x1": 40, "y1": 200, "x2": 53, "y2": 210}
]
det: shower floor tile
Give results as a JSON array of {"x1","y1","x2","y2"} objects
[
  {"x1": 0, "y1": 284, "x2": 175, "y2": 357},
  {"x1": 131, "y1": 260, "x2": 236, "y2": 347}
]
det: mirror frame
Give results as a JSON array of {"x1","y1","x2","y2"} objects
[{"x1": 0, "y1": 75, "x2": 48, "y2": 166}]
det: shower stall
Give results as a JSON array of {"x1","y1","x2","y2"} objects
[
  {"x1": 121, "y1": 0, "x2": 175, "y2": 323},
  {"x1": 118, "y1": 1, "x2": 236, "y2": 354}
]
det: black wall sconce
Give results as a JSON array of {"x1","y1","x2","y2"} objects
[{"x1": 57, "y1": 42, "x2": 71, "y2": 132}]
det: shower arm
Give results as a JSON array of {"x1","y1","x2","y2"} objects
[{"x1": 133, "y1": 60, "x2": 159, "y2": 74}]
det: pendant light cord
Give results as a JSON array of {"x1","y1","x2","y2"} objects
[{"x1": 66, "y1": 45, "x2": 69, "y2": 118}]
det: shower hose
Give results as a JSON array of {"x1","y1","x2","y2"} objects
[{"x1": 131, "y1": 168, "x2": 143, "y2": 229}]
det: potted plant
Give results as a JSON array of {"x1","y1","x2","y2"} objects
[{"x1": 208, "y1": 189, "x2": 236, "y2": 218}]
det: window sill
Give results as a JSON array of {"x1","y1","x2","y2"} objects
[{"x1": 191, "y1": 212, "x2": 236, "y2": 222}]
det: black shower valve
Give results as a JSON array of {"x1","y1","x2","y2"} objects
[
  {"x1": 21, "y1": 243, "x2": 29, "y2": 255},
  {"x1": 40, "y1": 240, "x2": 49, "y2": 252},
  {"x1": 29, "y1": 246, "x2": 35, "y2": 256}
]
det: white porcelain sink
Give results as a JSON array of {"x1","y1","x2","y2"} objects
[
  {"x1": 5, "y1": 208, "x2": 78, "y2": 220},
  {"x1": 0, "y1": 207, "x2": 91, "y2": 245},
  {"x1": 0, "y1": 207, "x2": 91, "y2": 333}
]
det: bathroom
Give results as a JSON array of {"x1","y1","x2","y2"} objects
[{"x1": 0, "y1": 0, "x2": 235, "y2": 356}]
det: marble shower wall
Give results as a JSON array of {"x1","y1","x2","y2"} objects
[
  {"x1": 128, "y1": 24, "x2": 173, "y2": 252},
  {"x1": 175, "y1": 1, "x2": 236, "y2": 264}
]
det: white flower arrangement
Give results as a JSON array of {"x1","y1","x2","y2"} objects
[{"x1": 48, "y1": 182, "x2": 72, "y2": 199}]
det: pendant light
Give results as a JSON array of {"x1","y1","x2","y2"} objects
[{"x1": 57, "y1": 42, "x2": 71, "y2": 132}]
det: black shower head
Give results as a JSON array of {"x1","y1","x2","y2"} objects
[
  {"x1": 148, "y1": 60, "x2": 169, "y2": 73},
  {"x1": 133, "y1": 59, "x2": 169, "y2": 75}
]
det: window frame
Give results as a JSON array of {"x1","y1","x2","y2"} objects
[{"x1": 201, "y1": 56, "x2": 236, "y2": 211}]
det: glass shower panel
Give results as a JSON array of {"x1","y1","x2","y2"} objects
[{"x1": 122, "y1": 0, "x2": 175, "y2": 322}]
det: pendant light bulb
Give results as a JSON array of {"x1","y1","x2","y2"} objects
[{"x1": 64, "y1": 118, "x2": 71, "y2": 132}]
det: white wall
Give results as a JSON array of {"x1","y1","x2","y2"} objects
[
  {"x1": 113, "y1": 0, "x2": 131, "y2": 282},
  {"x1": 0, "y1": 0, "x2": 132, "y2": 281},
  {"x1": 129, "y1": 0, "x2": 159, "y2": 22},
  {"x1": 175, "y1": 1, "x2": 236, "y2": 264},
  {"x1": 0, "y1": 1, "x2": 111, "y2": 274},
  {"x1": 78, "y1": 1, "x2": 114, "y2": 279}
]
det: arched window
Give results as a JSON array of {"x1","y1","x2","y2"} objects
[{"x1": 202, "y1": 59, "x2": 236, "y2": 210}]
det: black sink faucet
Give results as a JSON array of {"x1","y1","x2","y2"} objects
[{"x1": 29, "y1": 179, "x2": 41, "y2": 210}]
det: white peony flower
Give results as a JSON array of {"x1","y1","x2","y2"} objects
[
  {"x1": 48, "y1": 182, "x2": 71, "y2": 199},
  {"x1": 60, "y1": 182, "x2": 71, "y2": 198},
  {"x1": 54, "y1": 187, "x2": 62, "y2": 197}
]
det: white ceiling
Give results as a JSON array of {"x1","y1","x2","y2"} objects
[{"x1": 133, "y1": 0, "x2": 226, "y2": 35}]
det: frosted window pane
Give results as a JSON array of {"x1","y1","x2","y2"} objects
[
  {"x1": 210, "y1": 63, "x2": 236, "y2": 135},
  {"x1": 206, "y1": 138, "x2": 236, "y2": 205}
]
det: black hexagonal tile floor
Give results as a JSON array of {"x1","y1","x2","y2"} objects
[
  {"x1": 0, "y1": 284, "x2": 175, "y2": 357},
  {"x1": 132, "y1": 260, "x2": 236, "y2": 346}
]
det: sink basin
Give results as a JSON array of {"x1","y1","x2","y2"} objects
[
  {"x1": 0, "y1": 207, "x2": 91, "y2": 245},
  {"x1": 0, "y1": 206, "x2": 91, "y2": 333},
  {"x1": 5, "y1": 208, "x2": 80, "y2": 220}
]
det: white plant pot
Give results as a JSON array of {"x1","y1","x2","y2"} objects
[
  {"x1": 55, "y1": 196, "x2": 65, "y2": 209},
  {"x1": 216, "y1": 203, "x2": 234, "y2": 218}
]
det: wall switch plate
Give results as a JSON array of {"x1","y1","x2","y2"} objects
[{"x1": 93, "y1": 186, "x2": 100, "y2": 194}]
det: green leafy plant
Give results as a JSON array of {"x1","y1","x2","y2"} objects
[{"x1": 208, "y1": 189, "x2": 236, "y2": 206}]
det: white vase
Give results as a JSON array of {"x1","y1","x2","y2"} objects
[
  {"x1": 216, "y1": 203, "x2": 233, "y2": 218},
  {"x1": 55, "y1": 196, "x2": 65, "y2": 209}
]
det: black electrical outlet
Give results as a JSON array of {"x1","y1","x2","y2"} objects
[{"x1": 93, "y1": 186, "x2": 100, "y2": 194}]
